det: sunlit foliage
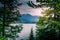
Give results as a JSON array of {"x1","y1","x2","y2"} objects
[{"x1": 35, "y1": 0, "x2": 60, "y2": 40}]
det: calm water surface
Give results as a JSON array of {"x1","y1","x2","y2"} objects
[
  {"x1": 17, "y1": 23, "x2": 36, "y2": 40},
  {"x1": 8, "y1": 23, "x2": 37, "y2": 40}
]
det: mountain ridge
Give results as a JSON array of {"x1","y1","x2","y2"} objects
[{"x1": 20, "y1": 14, "x2": 39, "y2": 23}]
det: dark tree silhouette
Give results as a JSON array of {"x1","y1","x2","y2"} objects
[
  {"x1": 0, "y1": 0, "x2": 22, "y2": 39},
  {"x1": 29, "y1": 27, "x2": 34, "y2": 40}
]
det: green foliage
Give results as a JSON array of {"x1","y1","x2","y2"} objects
[
  {"x1": 36, "y1": 14, "x2": 60, "y2": 39},
  {"x1": 35, "y1": 0, "x2": 60, "y2": 40},
  {"x1": 42, "y1": 9, "x2": 54, "y2": 16},
  {"x1": 29, "y1": 28, "x2": 34, "y2": 40},
  {"x1": 0, "y1": 36, "x2": 7, "y2": 40},
  {"x1": 36, "y1": 25, "x2": 57, "y2": 40},
  {"x1": 0, "y1": 0, "x2": 22, "y2": 40},
  {"x1": 37, "y1": 17, "x2": 47, "y2": 25},
  {"x1": 27, "y1": 1, "x2": 37, "y2": 8},
  {"x1": 27, "y1": 0, "x2": 60, "y2": 40}
]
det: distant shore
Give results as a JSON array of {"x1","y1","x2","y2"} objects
[{"x1": 20, "y1": 22, "x2": 36, "y2": 24}]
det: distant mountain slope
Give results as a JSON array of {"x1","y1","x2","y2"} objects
[{"x1": 20, "y1": 14, "x2": 39, "y2": 23}]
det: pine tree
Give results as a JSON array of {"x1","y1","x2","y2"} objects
[
  {"x1": 36, "y1": 0, "x2": 60, "y2": 40},
  {"x1": 29, "y1": 27, "x2": 34, "y2": 40},
  {"x1": 27, "y1": 0, "x2": 60, "y2": 40},
  {"x1": 0, "y1": 0, "x2": 22, "y2": 39}
]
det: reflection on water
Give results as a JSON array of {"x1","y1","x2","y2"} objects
[{"x1": 8, "y1": 23, "x2": 36, "y2": 40}]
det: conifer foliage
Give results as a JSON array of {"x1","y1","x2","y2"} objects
[
  {"x1": 27, "y1": 0, "x2": 60, "y2": 40},
  {"x1": 0, "y1": 0, "x2": 22, "y2": 39}
]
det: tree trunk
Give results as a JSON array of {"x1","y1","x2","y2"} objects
[{"x1": 2, "y1": 0, "x2": 6, "y2": 36}]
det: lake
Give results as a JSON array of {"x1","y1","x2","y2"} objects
[{"x1": 8, "y1": 23, "x2": 37, "y2": 40}]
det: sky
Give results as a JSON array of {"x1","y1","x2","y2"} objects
[{"x1": 19, "y1": 0, "x2": 49, "y2": 16}]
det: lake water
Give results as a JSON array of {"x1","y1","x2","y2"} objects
[{"x1": 8, "y1": 23, "x2": 37, "y2": 40}]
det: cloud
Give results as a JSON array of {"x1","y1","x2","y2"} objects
[
  {"x1": 18, "y1": 0, "x2": 49, "y2": 16},
  {"x1": 18, "y1": 3, "x2": 44, "y2": 16}
]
